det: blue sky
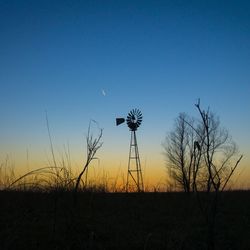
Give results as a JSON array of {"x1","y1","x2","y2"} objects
[{"x1": 0, "y1": 0, "x2": 250, "y2": 186}]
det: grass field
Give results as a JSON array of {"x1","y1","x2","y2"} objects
[{"x1": 0, "y1": 190, "x2": 250, "y2": 250}]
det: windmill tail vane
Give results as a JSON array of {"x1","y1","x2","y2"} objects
[{"x1": 116, "y1": 118, "x2": 125, "y2": 126}]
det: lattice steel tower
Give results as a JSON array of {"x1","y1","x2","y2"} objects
[{"x1": 116, "y1": 109, "x2": 144, "y2": 192}]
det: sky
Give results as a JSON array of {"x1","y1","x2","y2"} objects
[{"x1": 0, "y1": 0, "x2": 250, "y2": 189}]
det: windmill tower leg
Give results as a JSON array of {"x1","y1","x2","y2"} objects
[{"x1": 126, "y1": 131, "x2": 144, "y2": 192}]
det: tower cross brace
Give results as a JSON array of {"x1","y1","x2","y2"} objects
[{"x1": 126, "y1": 130, "x2": 144, "y2": 192}]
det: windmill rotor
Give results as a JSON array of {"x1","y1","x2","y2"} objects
[
  {"x1": 116, "y1": 108, "x2": 143, "y2": 131},
  {"x1": 126, "y1": 108, "x2": 143, "y2": 131}
]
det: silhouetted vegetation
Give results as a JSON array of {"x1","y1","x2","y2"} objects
[
  {"x1": 163, "y1": 100, "x2": 243, "y2": 193},
  {"x1": 0, "y1": 190, "x2": 250, "y2": 250},
  {"x1": 74, "y1": 120, "x2": 103, "y2": 195}
]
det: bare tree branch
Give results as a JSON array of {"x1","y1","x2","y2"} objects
[
  {"x1": 74, "y1": 120, "x2": 103, "y2": 194},
  {"x1": 221, "y1": 155, "x2": 243, "y2": 191}
]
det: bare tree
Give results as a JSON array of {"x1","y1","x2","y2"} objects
[
  {"x1": 163, "y1": 113, "x2": 198, "y2": 192},
  {"x1": 74, "y1": 120, "x2": 103, "y2": 193},
  {"x1": 193, "y1": 99, "x2": 243, "y2": 192},
  {"x1": 163, "y1": 102, "x2": 243, "y2": 193}
]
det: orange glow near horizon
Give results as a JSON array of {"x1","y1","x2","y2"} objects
[{"x1": 2, "y1": 149, "x2": 249, "y2": 191}]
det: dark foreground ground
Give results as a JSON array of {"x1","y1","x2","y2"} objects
[{"x1": 0, "y1": 190, "x2": 250, "y2": 250}]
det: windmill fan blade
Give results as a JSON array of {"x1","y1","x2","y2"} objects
[{"x1": 116, "y1": 118, "x2": 125, "y2": 126}]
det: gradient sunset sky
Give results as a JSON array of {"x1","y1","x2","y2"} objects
[{"x1": 1, "y1": 0, "x2": 250, "y2": 188}]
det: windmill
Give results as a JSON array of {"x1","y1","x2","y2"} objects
[{"x1": 116, "y1": 109, "x2": 144, "y2": 192}]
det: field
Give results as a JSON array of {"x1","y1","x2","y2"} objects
[{"x1": 0, "y1": 191, "x2": 250, "y2": 250}]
